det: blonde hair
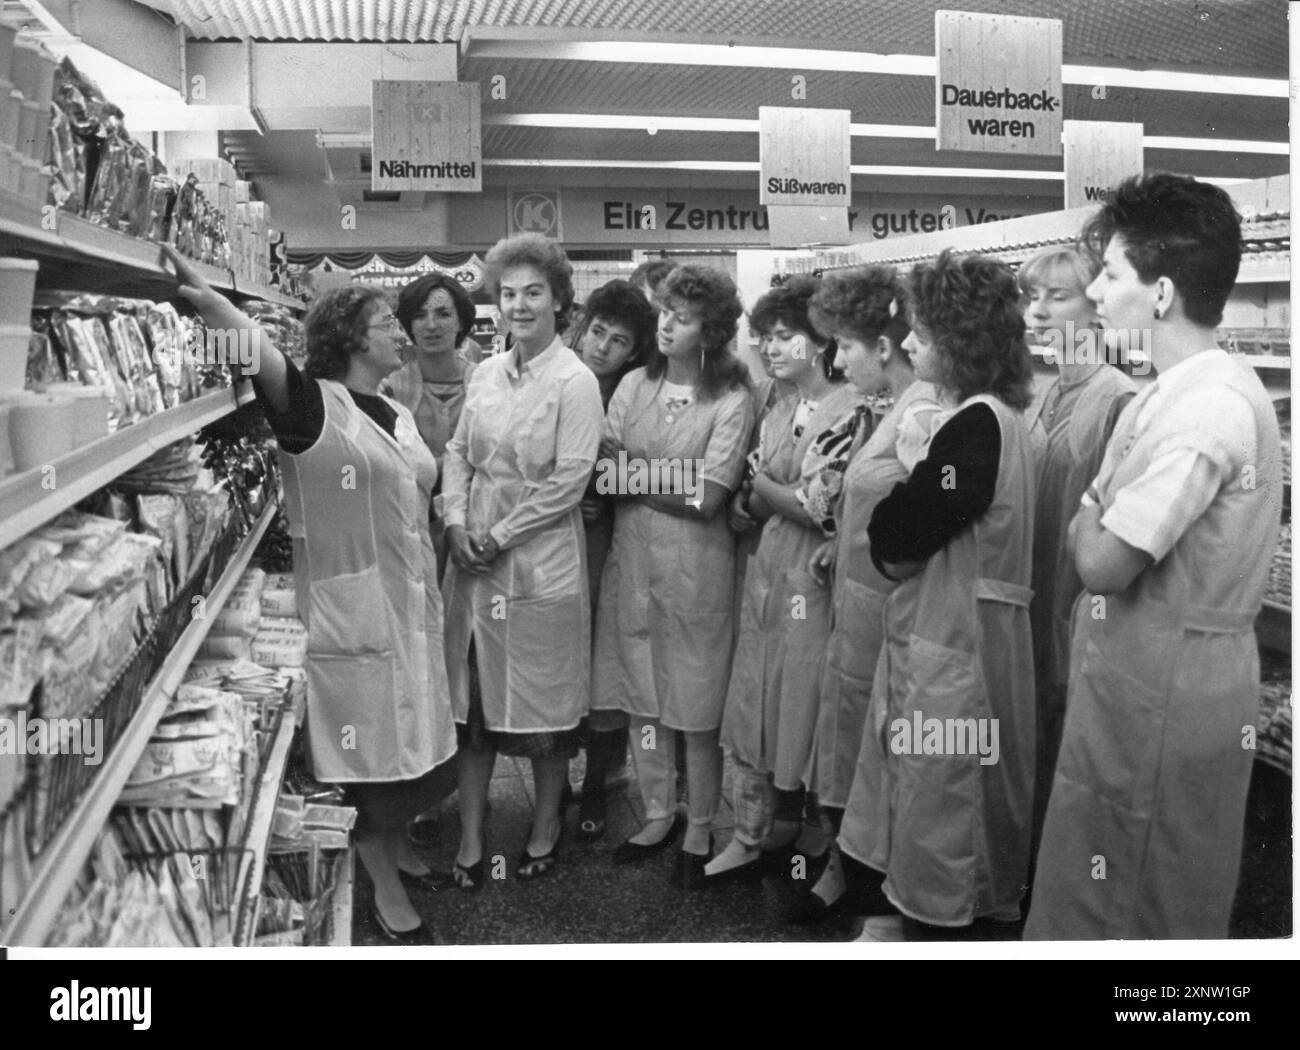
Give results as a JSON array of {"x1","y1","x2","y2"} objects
[{"x1": 1018, "y1": 244, "x2": 1099, "y2": 298}]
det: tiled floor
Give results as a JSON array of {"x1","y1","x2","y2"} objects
[{"x1": 351, "y1": 753, "x2": 1292, "y2": 946}]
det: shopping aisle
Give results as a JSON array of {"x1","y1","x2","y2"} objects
[{"x1": 351, "y1": 753, "x2": 1291, "y2": 945}]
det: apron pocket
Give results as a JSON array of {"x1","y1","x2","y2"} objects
[
  {"x1": 305, "y1": 565, "x2": 392, "y2": 655},
  {"x1": 1058, "y1": 637, "x2": 1165, "y2": 814},
  {"x1": 304, "y1": 651, "x2": 397, "y2": 779}
]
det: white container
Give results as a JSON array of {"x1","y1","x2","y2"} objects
[
  {"x1": 8, "y1": 37, "x2": 39, "y2": 99},
  {"x1": 0, "y1": 83, "x2": 19, "y2": 152},
  {"x1": 0, "y1": 20, "x2": 17, "y2": 84},
  {"x1": 0, "y1": 257, "x2": 37, "y2": 325},
  {"x1": 42, "y1": 382, "x2": 109, "y2": 446},
  {"x1": 0, "y1": 401, "x2": 13, "y2": 475},
  {"x1": 0, "y1": 323, "x2": 29, "y2": 390},
  {"x1": 8, "y1": 392, "x2": 78, "y2": 472},
  {"x1": 16, "y1": 98, "x2": 40, "y2": 160}
]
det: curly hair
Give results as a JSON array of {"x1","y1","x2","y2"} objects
[
  {"x1": 750, "y1": 276, "x2": 843, "y2": 381},
  {"x1": 396, "y1": 273, "x2": 476, "y2": 344},
  {"x1": 809, "y1": 266, "x2": 909, "y2": 350},
  {"x1": 583, "y1": 279, "x2": 657, "y2": 365},
  {"x1": 483, "y1": 233, "x2": 575, "y2": 334},
  {"x1": 1080, "y1": 172, "x2": 1241, "y2": 328},
  {"x1": 906, "y1": 251, "x2": 1034, "y2": 410},
  {"x1": 303, "y1": 283, "x2": 391, "y2": 381},
  {"x1": 629, "y1": 258, "x2": 676, "y2": 297},
  {"x1": 644, "y1": 265, "x2": 751, "y2": 401}
]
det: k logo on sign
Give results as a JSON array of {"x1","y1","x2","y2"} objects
[{"x1": 510, "y1": 191, "x2": 560, "y2": 237}]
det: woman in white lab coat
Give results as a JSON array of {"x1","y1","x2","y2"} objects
[
  {"x1": 164, "y1": 248, "x2": 456, "y2": 945},
  {"x1": 591, "y1": 265, "x2": 754, "y2": 889},
  {"x1": 439, "y1": 234, "x2": 604, "y2": 887}
]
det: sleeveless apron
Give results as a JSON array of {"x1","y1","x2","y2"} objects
[
  {"x1": 280, "y1": 380, "x2": 455, "y2": 782},
  {"x1": 839, "y1": 393, "x2": 1038, "y2": 925}
]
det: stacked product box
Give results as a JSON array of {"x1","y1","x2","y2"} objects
[{"x1": 0, "y1": 19, "x2": 58, "y2": 204}]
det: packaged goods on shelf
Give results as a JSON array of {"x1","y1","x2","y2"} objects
[
  {"x1": 1266, "y1": 523, "x2": 1290, "y2": 611},
  {"x1": 1277, "y1": 402, "x2": 1290, "y2": 487},
  {"x1": 1258, "y1": 656, "x2": 1292, "y2": 776},
  {"x1": 118, "y1": 683, "x2": 254, "y2": 808},
  {"x1": 242, "y1": 300, "x2": 306, "y2": 365},
  {"x1": 198, "y1": 567, "x2": 264, "y2": 660},
  {"x1": 259, "y1": 573, "x2": 296, "y2": 617},
  {"x1": 44, "y1": 823, "x2": 245, "y2": 947},
  {"x1": 250, "y1": 615, "x2": 307, "y2": 668}
]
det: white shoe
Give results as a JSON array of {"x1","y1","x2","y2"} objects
[{"x1": 854, "y1": 915, "x2": 905, "y2": 942}]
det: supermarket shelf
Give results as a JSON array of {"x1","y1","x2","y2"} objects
[
  {"x1": 1236, "y1": 258, "x2": 1289, "y2": 284},
  {"x1": 331, "y1": 849, "x2": 354, "y2": 947},
  {"x1": 234, "y1": 706, "x2": 297, "y2": 947},
  {"x1": 0, "y1": 384, "x2": 252, "y2": 550},
  {"x1": 2, "y1": 498, "x2": 279, "y2": 946},
  {"x1": 0, "y1": 187, "x2": 304, "y2": 312}
]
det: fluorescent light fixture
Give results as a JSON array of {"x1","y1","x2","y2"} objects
[
  {"x1": 463, "y1": 38, "x2": 1287, "y2": 99},
  {"x1": 483, "y1": 114, "x2": 1283, "y2": 155},
  {"x1": 1144, "y1": 136, "x2": 1287, "y2": 155},
  {"x1": 483, "y1": 159, "x2": 1246, "y2": 186}
]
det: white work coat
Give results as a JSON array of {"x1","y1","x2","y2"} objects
[
  {"x1": 591, "y1": 369, "x2": 754, "y2": 731},
  {"x1": 438, "y1": 337, "x2": 602, "y2": 732},
  {"x1": 1026, "y1": 352, "x2": 1281, "y2": 939},
  {"x1": 280, "y1": 381, "x2": 456, "y2": 782},
  {"x1": 722, "y1": 383, "x2": 863, "y2": 788}
]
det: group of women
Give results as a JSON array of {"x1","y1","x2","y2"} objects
[{"x1": 164, "y1": 170, "x2": 1281, "y2": 944}]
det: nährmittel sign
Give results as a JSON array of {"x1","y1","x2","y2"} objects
[{"x1": 372, "y1": 81, "x2": 482, "y2": 192}]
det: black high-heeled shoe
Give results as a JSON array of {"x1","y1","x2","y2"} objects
[
  {"x1": 699, "y1": 855, "x2": 765, "y2": 889},
  {"x1": 672, "y1": 843, "x2": 715, "y2": 891},
  {"x1": 451, "y1": 832, "x2": 487, "y2": 893},
  {"x1": 517, "y1": 824, "x2": 563, "y2": 881},
  {"x1": 611, "y1": 816, "x2": 681, "y2": 865},
  {"x1": 371, "y1": 904, "x2": 440, "y2": 945}
]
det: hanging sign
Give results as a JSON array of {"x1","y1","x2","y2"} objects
[
  {"x1": 371, "y1": 81, "x2": 482, "y2": 192},
  {"x1": 759, "y1": 107, "x2": 851, "y2": 207},
  {"x1": 1064, "y1": 121, "x2": 1144, "y2": 209},
  {"x1": 507, "y1": 188, "x2": 563, "y2": 238},
  {"x1": 935, "y1": 11, "x2": 1062, "y2": 156}
]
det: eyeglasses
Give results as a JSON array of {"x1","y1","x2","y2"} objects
[{"x1": 369, "y1": 313, "x2": 401, "y2": 330}]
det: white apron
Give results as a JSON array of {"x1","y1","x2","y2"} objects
[
  {"x1": 1026, "y1": 355, "x2": 1281, "y2": 939},
  {"x1": 592, "y1": 369, "x2": 754, "y2": 731},
  {"x1": 721, "y1": 383, "x2": 862, "y2": 788},
  {"x1": 839, "y1": 393, "x2": 1038, "y2": 925},
  {"x1": 280, "y1": 380, "x2": 455, "y2": 782},
  {"x1": 814, "y1": 381, "x2": 939, "y2": 808},
  {"x1": 1026, "y1": 366, "x2": 1135, "y2": 845}
]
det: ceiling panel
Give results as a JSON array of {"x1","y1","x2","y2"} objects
[{"x1": 140, "y1": 1, "x2": 1286, "y2": 73}]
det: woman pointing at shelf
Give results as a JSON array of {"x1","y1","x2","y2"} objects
[{"x1": 164, "y1": 246, "x2": 457, "y2": 946}]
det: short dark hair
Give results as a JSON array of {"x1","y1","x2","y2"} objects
[
  {"x1": 483, "y1": 233, "x2": 576, "y2": 333},
  {"x1": 583, "y1": 279, "x2": 657, "y2": 363},
  {"x1": 396, "y1": 273, "x2": 476, "y2": 344},
  {"x1": 1081, "y1": 172, "x2": 1242, "y2": 327},
  {"x1": 906, "y1": 250, "x2": 1033, "y2": 410},
  {"x1": 629, "y1": 259, "x2": 675, "y2": 295},
  {"x1": 750, "y1": 276, "x2": 843, "y2": 382},
  {"x1": 645, "y1": 265, "x2": 750, "y2": 401},
  {"x1": 303, "y1": 283, "x2": 390, "y2": 381}
]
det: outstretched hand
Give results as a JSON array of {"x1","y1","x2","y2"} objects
[{"x1": 160, "y1": 244, "x2": 219, "y2": 314}]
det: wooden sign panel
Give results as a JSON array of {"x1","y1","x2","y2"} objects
[
  {"x1": 371, "y1": 81, "x2": 481, "y2": 192},
  {"x1": 1064, "y1": 121, "x2": 1144, "y2": 209},
  {"x1": 767, "y1": 205, "x2": 850, "y2": 248},
  {"x1": 760, "y1": 107, "x2": 851, "y2": 207},
  {"x1": 935, "y1": 11, "x2": 1062, "y2": 156}
]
